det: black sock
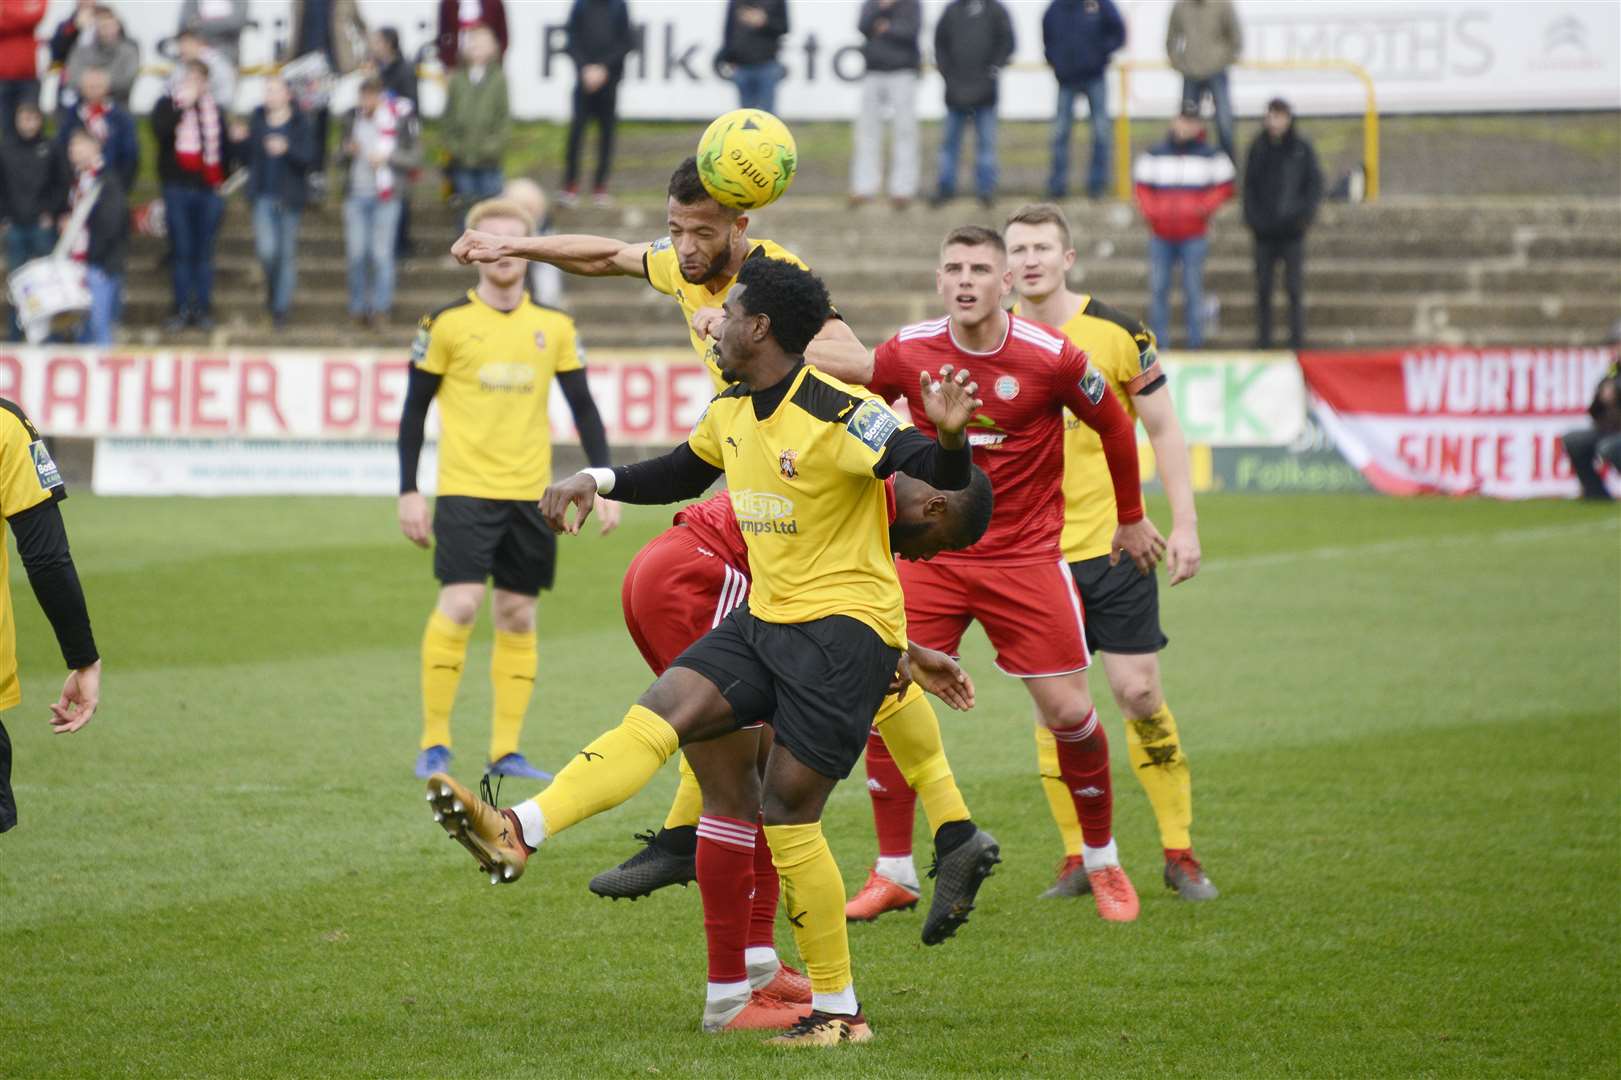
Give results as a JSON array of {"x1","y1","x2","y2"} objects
[
  {"x1": 656, "y1": 824, "x2": 697, "y2": 856},
  {"x1": 934, "y1": 819, "x2": 976, "y2": 856}
]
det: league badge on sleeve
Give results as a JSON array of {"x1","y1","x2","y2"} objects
[
  {"x1": 847, "y1": 399, "x2": 900, "y2": 451},
  {"x1": 1080, "y1": 368, "x2": 1108, "y2": 405},
  {"x1": 409, "y1": 324, "x2": 431, "y2": 365},
  {"x1": 30, "y1": 440, "x2": 61, "y2": 490}
]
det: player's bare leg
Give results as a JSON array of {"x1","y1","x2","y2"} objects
[
  {"x1": 1101, "y1": 651, "x2": 1216, "y2": 900},
  {"x1": 1026, "y1": 672, "x2": 1140, "y2": 922}
]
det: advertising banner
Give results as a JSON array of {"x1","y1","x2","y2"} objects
[{"x1": 1298, "y1": 347, "x2": 1616, "y2": 499}]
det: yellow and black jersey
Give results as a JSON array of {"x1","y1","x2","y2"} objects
[
  {"x1": 643, "y1": 236, "x2": 811, "y2": 392},
  {"x1": 686, "y1": 365, "x2": 911, "y2": 648},
  {"x1": 0, "y1": 400, "x2": 66, "y2": 711},
  {"x1": 1016, "y1": 297, "x2": 1163, "y2": 562},
  {"x1": 411, "y1": 290, "x2": 584, "y2": 501}
]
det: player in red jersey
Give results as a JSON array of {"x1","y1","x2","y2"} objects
[
  {"x1": 621, "y1": 471, "x2": 994, "y2": 1033},
  {"x1": 843, "y1": 225, "x2": 1166, "y2": 923}
]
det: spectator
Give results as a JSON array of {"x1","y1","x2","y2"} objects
[
  {"x1": 65, "y1": 6, "x2": 139, "y2": 109},
  {"x1": 849, "y1": 0, "x2": 921, "y2": 210},
  {"x1": 1563, "y1": 324, "x2": 1621, "y2": 501},
  {"x1": 1, "y1": 103, "x2": 65, "y2": 341},
  {"x1": 57, "y1": 68, "x2": 139, "y2": 193},
  {"x1": 291, "y1": 0, "x2": 368, "y2": 197},
  {"x1": 178, "y1": 0, "x2": 250, "y2": 68},
  {"x1": 366, "y1": 28, "x2": 419, "y2": 256},
  {"x1": 49, "y1": 0, "x2": 97, "y2": 69},
  {"x1": 152, "y1": 60, "x2": 236, "y2": 332},
  {"x1": 63, "y1": 127, "x2": 128, "y2": 346},
  {"x1": 437, "y1": 0, "x2": 507, "y2": 68},
  {"x1": 931, "y1": 0, "x2": 1015, "y2": 210},
  {"x1": 1133, "y1": 101, "x2": 1234, "y2": 349},
  {"x1": 165, "y1": 28, "x2": 237, "y2": 110},
  {"x1": 1043, "y1": 0, "x2": 1125, "y2": 200},
  {"x1": 503, "y1": 177, "x2": 565, "y2": 308},
  {"x1": 0, "y1": 0, "x2": 46, "y2": 144},
  {"x1": 1166, "y1": 0, "x2": 1241, "y2": 162},
  {"x1": 340, "y1": 76, "x2": 420, "y2": 328},
  {"x1": 247, "y1": 75, "x2": 314, "y2": 330},
  {"x1": 561, "y1": 0, "x2": 634, "y2": 208},
  {"x1": 1242, "y1": 98, "x2": 1322, "y2": 351},
  {"x1": 441, "y1": 25, "x2": 510, "y2": 211},
  {"x1": 719, "y1": 0, "x2": 789, "y2": 113}
]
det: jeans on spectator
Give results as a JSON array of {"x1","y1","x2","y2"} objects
[
  {"x1": 79, "y1": 266, "x2": 124, "y2": 346},
  {"x1": 1148, "y1": 234, "x2": 1209, "y2": 349},
  {"x1": 162, "y1": 184, "x2": 225, "y2": 316},
  {"x1": 850, "y1": 70, "x2": 919, "y2": 200},
  {"x1": 1562, "y1": 428, "x2": 1621, "y2": 500},
  {"x1": 1048, "y1": 75, "x2": 1110, "y2": 198},
  {"x1": 252, "y1": 196, "x2": 303, "y2": 319},
  {"x1": 5, "y1": 223, "x2": 57, "y2": 341},
  {"x1": 936, "y1": 105, "x2": 998, "y2": 200},
  {"x1": 1253, "y1": 234, "x2": 1306, "y2": 350},
  {"x1": 0, "y1": 79, "x2": 39, "y2": 142},
  {"x1": 731, "y1": 62, "x2": 784, "y2": 113},
  {"x1": 565, "y1": 78, "x2": 622, "y2": 191},
  {"x1": 1182, "y1": 72, "x2": 1235, "y2": 162},
  {"x1": 451, "y1": 165, "x2": 505, "y2": 204},
  {"x1": 344, "y1": 193, "x2": 403, "y2": 317}
]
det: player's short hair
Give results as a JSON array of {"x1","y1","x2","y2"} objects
[
  {"x1": 1005, "y1": 203, "x2": 1073, "y2": 251},
  {"x1": 667, "y1": 156, "x2": 737, "y2": 217},
  {"x1": 465, "y1": 197, "x2": 535, "y2": 234},
  {"x1": 735, "y1": 258, "x2": 831, "y2": 355},
  {"x1": 945, "y1": 466, "x2": 995, "y2": 549},
  {"x1": 941, "y1": 224, "x2": 1006, "y2": 258}
]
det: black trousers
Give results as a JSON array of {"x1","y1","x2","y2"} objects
[
  {"x1": 1254, "y1": 234, "x2": 1306, "y2": 350},
  {"x1": 564, "y1": 78, "x2": 621, "y2": 190},
  {"x1": 0, "y1": 715, "x2": 15, "y2": 833},
  {"x1": 1562, "y1": 427, "x2": 1621, "y2": 500}
]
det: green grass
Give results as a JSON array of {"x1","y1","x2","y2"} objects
[{"x1": 1, "y1": 492, "x2": 1617, "y2": 1078}]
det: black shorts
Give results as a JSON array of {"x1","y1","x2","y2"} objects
[
  {"x1": 433, "y1": 496, "x2": 557, "y2": 596},
  {"x1": 670, "y1": 607, "x2": 901, "y2": 780},
  {"x1": 0, "y1": 715, "x2": 15, "y2": 833},
  {"x1": 1069, "y1": 554, "x2": 1169, "y2": 655}
]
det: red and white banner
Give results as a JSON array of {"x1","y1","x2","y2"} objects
[{"x1": 1298, "y1": 347, "x2": 1617, "y2": 499}]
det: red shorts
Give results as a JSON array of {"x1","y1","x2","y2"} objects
[
  {"x1": 621, "y1": 525, "x2": 750, "y2": 676},
  {"x1": 897, "y1": 557, "x2": 1091, "y2": 678}
]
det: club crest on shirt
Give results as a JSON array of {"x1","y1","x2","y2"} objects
[
  {"x1": 994, "y1": 375, "x2": 1020, "y2": 401},
  {"x1": 533, "y1": 330, "x2": 547, "y2": 350},
  {"x1": 1079, "y1": 368, "x2": 1107, "y2": 405},
  {"x1": 846, "y1": 399, "x2": 900, "y2": 451},
  {"x1": 778, "y1": 449, "x2": 798, "y2": 479}
]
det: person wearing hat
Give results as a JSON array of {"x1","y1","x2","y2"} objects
[
  {"x1": 1242, "y1": 97, "x2": 1322, "y2": 351},
  {"x1": 1562, "y1": 322, "x2": 1621, "y2": 500},
  {"x1": 1132, "y1": 100, "x2": 1234, "y2": 349}
]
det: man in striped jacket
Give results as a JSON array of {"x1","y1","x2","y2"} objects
[{"x1": 1132, "y1": 101, "x2": 1234, "y2": 349}]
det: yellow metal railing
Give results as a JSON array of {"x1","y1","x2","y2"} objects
[{"x1": 1112, "y1": 59, "x2": 1379, "y2": 202}]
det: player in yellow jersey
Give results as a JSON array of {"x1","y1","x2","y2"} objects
[
  {"x1": 1005, "y1": 203, "x2": 1216, "y2": 900},
  {"x1": 0, "y1": 400, "x2": 102, "y2": 834},
  {"x1": 398, "y1": 198, "x2": 619, "y2": 782},
  {"x1": 422, "y1": 258, "x2": 987, "y2": 1046}
]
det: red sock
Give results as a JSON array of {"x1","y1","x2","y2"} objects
[
  {"x1": 1050, "y1": 710, "x2": 1114, "y2": 848},
  {"x1": 865, "y1": 727, "x2": 916, "y2": 857},
  {"x1": 747, "y1": 812, "x2": 779, "y2": 950},
  {"x1": 695, "y1": 814, "x2": 756, "y2": 985}
]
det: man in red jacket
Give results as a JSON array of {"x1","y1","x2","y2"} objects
[
  {"x1": 0, "y1": 0, "x2": 46, "y2": 143},
  {"x1": 1133, "y1": 101, "x2": 1234, "y2": 349}
]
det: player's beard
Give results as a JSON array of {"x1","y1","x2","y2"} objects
[
  {"x1": 681, "y1": 247, "x2": 731, "y2": 285},
  {"x1": 888, "y1": 519, "x2": 936, "y2": 561}
]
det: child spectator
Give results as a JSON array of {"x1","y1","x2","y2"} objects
[
  {"x1": 165, "y1": 28, "x2": 237, "y2": 111},
  {"x1": 340, "y1": 76, "x2": 420, "y2": 328},
  {"x1": 247, "y1": 75, "x2": 315, "y2": 329},
  {"x1": 441, "y1": 25, "x2": 510, "y2": 210},
  {"x1": 152, "y1": 60, "x2": 237, "y2": 331},
  {"x1": 57, "y1": 67, "x2": 139, "y2": 193},
  {"x1": 64, "y1": 127, "x2": 129, "y2": 346},
  {"x1": 367, "y1": 28, "x2": 420, "y2": 256},
  {"x1": 1, "y1": 102, "x2": 66, "y2": 341}
]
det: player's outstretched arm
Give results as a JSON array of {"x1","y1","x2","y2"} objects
[
  {"x1": 451, "y1": 230, "x2": 650, "y2": 278},
  {"x1": 10, "y1": 500, "x2": 101, "y2": 732},
  {"x1": 1063, "y1": 358, "x2": 1165, "y2": 574},
  {"x1": 802, "y1": 319, "x2": 874, "y2": 385},
  {"x1": 556, "y1": 369, "x2": 620, "y2": 536},
  {"x1": 543, "y1": 444, "x2": 723, "y2": 533},
  {"x1": 1135, "y1": 386, "x2": 1201, "y2": 585}
]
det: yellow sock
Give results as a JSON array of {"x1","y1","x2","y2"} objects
[
  {"x1": 489, "y1": 629, "x2": 537, "y2": 762},
  {"x1": 1125, "y1": 702, "x2": 1193, "y2": 851},
  {"x1": 874, "y1": 686, "x2": 970, "y2": 835},
  {"x1": 420, "y1": 611, "x2": 472, "y2": 751},
  {"x1": 662, "y1": 753, "x2": 704, "y2": 830},
  {"x1": 764, "y1": 822, "x2": 851, "y2": 995},
  {"x1": 530, "y1": 705, "x2": 679, "y2": 837},
  {"x1": 1034, "y1": 724, "x2": 1085, "y2": 858}
]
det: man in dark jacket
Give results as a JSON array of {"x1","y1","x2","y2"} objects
[
  {"x1": 562, "y1": 0, "x2": 634, "y2": 207},
  {"x1": 1, "y1": 102, "x2": 65, "y2": 341},
  {"x1": 931, "y1": 0, "x2": 1015, "y2": 208},
  {"x1": 850, "y1": 0, "x2": 922, "y2": 208},
  {"x1": 719, "y1": 0, "x2": 788, "y2": 113},
  {"x1": 1044, "y1": 0, "x2": 1125, "y2": 199},
  {"x1": 1242, "y1": 98, "x2": 1322, "y2": 350},
  {"x1": 1563, "y1": 322, "x2": 1621, "y2": 500}
]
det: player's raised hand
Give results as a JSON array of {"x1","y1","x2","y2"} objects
[
  {"x1": 1166, "y1": 524, "x2": 1202, "y2": 586},
  {"x1": 690, "y1": 306, "x2": 725, "y2": 340},
  {"x1": 50, "y1": 660, "x2": 100, "y2": 734},
  {"x1": 918, "y1": 364, "x2": 982, "y2": 444},
  {"x1": 540, "y1": 472, "x2": 599, "y2": 534},
  {"x1": 906, "y1": 643, "x2": 976, "y2": 711},
  {"x1": 594, "y1": 496, "x2": 622, "y2": 536},
  {"x1": 451, "y1": 229, "x2": 508, "y2": 265},
  {"x1": 398, "y1": 491, "x2": 431, "y2": 548},
  {"x1": 1111, "y1": 517, "x2": 1167, "y2": 576}
]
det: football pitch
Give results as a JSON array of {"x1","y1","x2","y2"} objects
[{"x1": 1, "y1": 492, "x2": 1616, "y2": 1079}]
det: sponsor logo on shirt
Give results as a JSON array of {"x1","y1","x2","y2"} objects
[
  {"x1": 847, "y1": 399, "x2": 900, "y2": 451},
  {"x1": 30, "y1": 440, "x2": 60, "y2": 489},
  {"x1": 1080, "y1": 368, "x2": 1107, "y2": 405},
  {"x1": 730, "y1": 490, "x2": 799, "y2": 535},
  {"x1": 477, "y1": 362, "x2": 536, "y2": 394}
]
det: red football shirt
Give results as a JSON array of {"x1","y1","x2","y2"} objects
[
  {"x1": 870, "y1": 312, "x2": 1143, "y2": 564},
  {"x1": 673, "y1": 481, "x2": 899, "y2": 578}
]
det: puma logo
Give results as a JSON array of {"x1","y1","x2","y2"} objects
[
  {"x1": 788, "y1": 909, "x2": 807, "y2": 928},
  {"x1": 578, "y1": 750, "x2": 603, "y2": 762},
  {"x1": 725, "y1": 436, "x2": 742, "y2": 456},
  {"x1": 432, "y1": 664, "x2": 462, "y2": 672}
]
